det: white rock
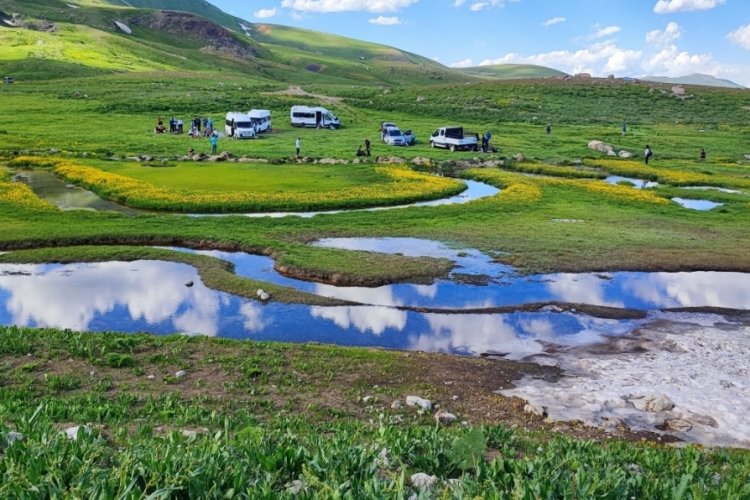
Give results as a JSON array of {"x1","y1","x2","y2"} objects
[
  {"x1": 64, "y1": 425, "x2": 92, "y2": 440},
  {"x1": 147, "y1": 374, "x2": 155, "y2": 379},
  {"x1": 286, "y1": 479, "x2": 306, "y2": 495},
  {"x1": 390, "y1": 400, "x2": 402, "y2": 410},
  {"x1": 182, "y1": 429, "x2": 198, "y2": 438},
  {"x1": 410, "y1": 472, "x2": 438, "y2": 490},
  {"x1": 256, "y1": 289, "x2": 264, "y2": 297},
  {"x1": 362, "y1": 395, "x2": 374, "y2": 404},
  {"x1": 174, "y1": 370, "x2": 187, "y2": 379},
  {"x1": 618, "y1": 150, "x2": 634, "y2": 158},
  {"x1": 405, "y1": 396, "x2": 432, "y2": 411},
  {"x1": 629, "y1": 394, "x2": 674, "y2": 412},
  {"x1": 113, "y1": 21, "x2": 132, "y2": 35},
  {"x1": 259, "y1": 291, "x2": 270, "y2": 301},
  {"x1": 435, "y1": 410, "x2": 458, "y2": 425}
]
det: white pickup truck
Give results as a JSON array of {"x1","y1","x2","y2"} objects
[{"x1": 429, "y1": 126, "x2": 478, "y2": 152}]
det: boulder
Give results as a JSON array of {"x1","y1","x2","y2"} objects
[
  {"x1": 618, "y1": 150, "x2": 634, "y2": 158},
  {"x1": 607, "y1": 149, "x2": 617, "y2": 156},
  {"x1": 588, "y1": 140, "x2": 614, "y2": 154},
  {"x1": 405, "y1": 395, "x2": 432, "y2": 411},
  {"x1": 628, "y1": 394, "x2": 674, "y2": 412},
  {"x1": 411, "y1": 156, "x2": 433, "y2": 166},
  {"x1": 259, "y1": 291, "x2": 270, "y2": 301},
  {"x1": 174, "y1": 370, "x2": 187, "y2": 379},
  {"x1": 671, "y1": 85, "x2": 686, "y2": 97},
  {"x1": 524, "y1": 403, "x2": 547, "y2": 417}
]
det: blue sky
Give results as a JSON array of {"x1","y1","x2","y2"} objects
[{"x1": 207, "y1": 0, "x2": 750, "y2": 86}]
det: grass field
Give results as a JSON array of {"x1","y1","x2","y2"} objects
[{"x1": 1, "y1": 1, "x2": 750, "y2": 495}]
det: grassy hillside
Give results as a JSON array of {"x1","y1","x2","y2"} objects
[
  {"x1": 0, "y1": 0, "x2": 462, "y2": 86},
  {"x1": 457, "y1": 64, "x2": 568, "y2": 80}
]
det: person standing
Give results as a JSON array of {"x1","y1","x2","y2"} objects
[
  {"x1": 210, "y1": 131, "x2": 218, "y2": 155},
  {"x1": 364, "y1": 138, "x2": 371, "y2": 156},
  {"x1": 644, "y1": 145, "x2": 653, "y2": 165},
  {"x1": 700, "y1": 147, "x2": 706, "y2": 161},
  {"x1": 545, "y1": 123, "x2": 552, "y2": 135},
  {"x1": 622, "y1": 121, "x2": 627, "y2": 136},
  {"x1": 177, "y1": 118, "x2": 184, "y2": 134},
  {"x1": 295, "y1": 137, "x2": 301, "y2": 157}
]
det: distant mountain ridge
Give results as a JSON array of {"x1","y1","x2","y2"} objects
[
  {"x1": 641, "y1": 73, "x2": 744, "y2": 89},
  {"x1": 456, "y1": 64, "x2": 568, "y2": 80}
]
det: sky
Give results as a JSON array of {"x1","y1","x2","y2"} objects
[{"x1": 206, "y1": 0, "x2": 750, "y2": 86}]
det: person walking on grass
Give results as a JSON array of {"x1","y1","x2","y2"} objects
[
  {"x1": 364, "y1": 138, "x2": 371, "y2": 156},
  {"x1": 210, "y1": 131, "x2": 218, "y2": 155},
  {"x1": 644, "y1": 145, "x2": 653, "y2": 165},
  {"x1": 700, "y1": 147, "x2": 706, "y2": 161},
  {"x1": 295, "y1": 137, "x2": 301, "y2": 157},
  {"x1": 546, "y1": 123, "x2": 552, "y2": 135}
]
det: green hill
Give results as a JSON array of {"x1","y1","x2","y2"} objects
[
  {"x1": 0, "y1": 0, "x2": 462, "y2": 85},
  {"x1": 456, "y1": 64, "x2": 568, "y2": 80}
]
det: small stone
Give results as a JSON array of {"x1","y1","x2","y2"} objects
[
  {"x1": 377, "y1": 448, "x2": 391, "y2": 468},
  {"x1": 147, "y1": 375, "x2": 155, "y2": 379},
  {"x1": 405, "y1": 396, "x2": 432, "y2": 411},
  {"x1": 410, "y1": 472, "x2": 437, "y2": 490},
  {"x1": 256, "y1": 289, "x2": 264, "y2": 297},
  {"x1": 259, "y1": 291, "x2": 270, "y2": 301},
  {"x1": 390, "y1": 400, "x2": 402, "y2": 410},
  {"x1": 174, "y1": 370, "x2": 187, "y2": 379},
  {"x1": 452, "y1": 395, "x2": 459, "y2": 401},
  {"x1": 89, "y1": 371, "x2": 95, "y2": 377},
  {"x1": 664, "y1": 418, "x2": 692, "y2": 433},
  {"x1": 181, "y1": 429, "x2": 198, "y2": 438},
  {"x1": 64, "y1": 425, "x2": 92, "y2": 440},
  {"x1": 362, "y1": 395, "x2": 374, "y2": 404},
  {"x1": 524, "y1": 403, "x2": 547, "y2": 417},
  {"x1": 286, "y1": 479, "x2": 306, "y2": 495},
  {"x1": 435, "y1": 410, "x2": 458, "y2": 425}
]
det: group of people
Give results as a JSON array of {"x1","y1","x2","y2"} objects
[
  {"x1": 356, "y1": 138, "x2": 372, "y2": 157},
  {"x1": 155, "y1": 116, "x2": 216, "y2": 139}
]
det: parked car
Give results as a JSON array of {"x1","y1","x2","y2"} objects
[
  {"x1": 290, "y1": 105, "x2": 340, "y2": 129},
  {"x1": 429, "y1": 126, "x2": 478, "y2": 151},
  {"x1": 225, "y1": 112, "x2": 256, "y2": 139},
  {"x1": 380, "y1": 122, "x2": 416, "y2": 146}
]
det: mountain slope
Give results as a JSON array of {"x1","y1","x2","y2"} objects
[{"x1": 0, "y1": 0, "x2": 463, "y2": 85}]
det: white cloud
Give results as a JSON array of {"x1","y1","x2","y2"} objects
[
  {"x1": 542, "y1": 16, "x2": 566, "y2": 27},
  {"x1": 728, "y1": 23, "x2": 750, "y2": 50},
  {"x1": 453, "y1": 0, "x2": 466, "y2": 6},
  {"x1": 450, "y1": 58, "x2": 474, "y2": 68},
  {"x1": 644, "y1": 44, "x2": 716, "y2": 76},
  {"x1": 480, "y1": 41, "x2": 641, "y2": 76},
  {"x1": 593, "y1": 25, "x2": 621, "y2": 39},
  {"x1": 369, "y1": 15, "x2": 402, "y2": 25},
  {"x1": 646, "y1": 22, "x2": 682, "y2": 46},
  {"x1": 654, "y1": 0, "x2": 725, "y2": 14},
  {"x1": 253, "y1": 8, "x2": 277, "y2": 19},
  {"x1": 468, "y1": 0, "x2": 508, "y2": 11},
  {"x1": 280, "y1": 0, "x2": 418, "y2": 13}
]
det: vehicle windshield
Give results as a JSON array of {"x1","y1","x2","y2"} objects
[
  {"x1": 387, "y1": 129, "x2": 402, "y2": 136},
  {"x1": 235, "y1": 121, "x2": 253, "y2": 129}
]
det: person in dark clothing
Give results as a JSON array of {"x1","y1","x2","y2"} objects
[
  {"x1": 364, "y1": 138, "x2": 371, "y2": 156},
  {"x1": 546, "y1": 123, "x2": 552, "y2": 135},
  {"x1": 644, "y1": 145, "x2": 653, "y2": 165},
  {"x1": 700, "y1": 147, "x2": 706, "y2": 161},
  {"x1": 356, "y1": 145, "x2": 367, "y2": 157}
]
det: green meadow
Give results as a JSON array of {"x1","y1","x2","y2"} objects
[{"x1": 1, "y1": 0, "x2": 750, "y2": 496}]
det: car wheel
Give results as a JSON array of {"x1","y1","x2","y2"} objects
[
  {"x1": 329, "y1": 124, "x2": 336, "y2": 130},
  {"x1": 449, "y1": 144, "x2": 456, "y2": 152}
]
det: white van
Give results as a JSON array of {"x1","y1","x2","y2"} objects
[
  {"x1": 290, "y1": 105, "x2": 340, "y2": 129},
  {"x1": 248, "y1": 109, "x2": 271, "y2": 133},
  {"x1": 225, "y1": 112, "x2": 256, "y2": 139}
]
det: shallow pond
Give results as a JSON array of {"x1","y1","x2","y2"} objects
[
  {"x1": 0, "y1": 260, "x2": 641, "y2": 358},
  {"x1": 183, "y1": 238, "x2": 750, "y2": 311},
  {"x1": 671, "y1": 197, "x2": 724, "y2": 211},
  {"x1": 14, "y1": 170, "x2": 142, "y2": 215},
  {"x1": 605, "y1": 175, "x2": 659, "y2": 189}
]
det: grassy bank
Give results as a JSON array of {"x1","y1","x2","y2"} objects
[{"x1": 2, "y1": 326, "x2": 749, "y2": 497}]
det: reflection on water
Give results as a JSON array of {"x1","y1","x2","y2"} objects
[
  {"x1": 681, "y1": 186, "x2": 743, "y2": 195},
  {"x1": 0, "y1": 260, "x2": 645, "y2": 356},
  {"x1": 16, "y1": 170, "x2": 143, "y2": 215},
  {"x1": 605, "y1": 176, "x2": 659, "y2": 189},
  {"x1": 671, "y1": 197, "x2": 724, "y2": 211}
]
